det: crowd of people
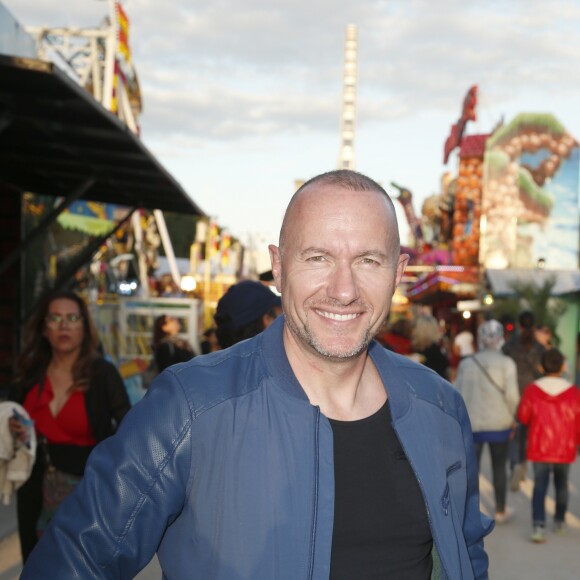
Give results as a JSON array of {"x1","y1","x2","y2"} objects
[
  {"x1": 2, "y1": 169, "x2": 579, "y2": 578},
  {"x1": 381, "y1": 308, "x2": 580, "y2": 544}
]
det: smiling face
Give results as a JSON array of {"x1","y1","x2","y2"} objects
[
  {"x1": 270, "y1": 184, "x2": 408, "y2": 362},
  {"x1": 43, "y1": 297, "x2": 85, "y2": 357}
]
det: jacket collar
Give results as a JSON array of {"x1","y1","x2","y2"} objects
[
  {"x1": 260, "y1": 315, "x2": 310, "y2": 402},
  {"x1": 535, "y1": 376, "x2": 574, "y2": 397},
  {"x1": 369, "y1": 341, "x2": 412, "y2": 420},
  {"x1": 260, "y1": 316, "x2": 412, "y2": 418}
]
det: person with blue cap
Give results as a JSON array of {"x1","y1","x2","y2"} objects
[{"x1": 214, "y1": 280, "x2": 281, "y2": 348}]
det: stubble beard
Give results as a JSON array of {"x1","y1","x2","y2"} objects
[{"x1": 285, "y1": 308, "x2": 374, "y2": 362}]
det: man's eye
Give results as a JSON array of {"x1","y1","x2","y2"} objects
[
  {"x1": 361, "y1": 258, "x2": 379, "y2": 265},
  {"x1": 308, "y1": 256, "x2": 326, "y2": 262}
]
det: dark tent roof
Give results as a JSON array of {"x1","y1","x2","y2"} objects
[{"x1": 0, "y1": 54, "x2": 205, "y2": 215}]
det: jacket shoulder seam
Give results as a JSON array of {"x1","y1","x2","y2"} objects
[{"x1": 172, "y1": 347, "x2": 266, "y2": 418}]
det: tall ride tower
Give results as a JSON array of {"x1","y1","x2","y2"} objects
[{"x1": 338, "y1": 25, "x2": 358, "y2": 169}]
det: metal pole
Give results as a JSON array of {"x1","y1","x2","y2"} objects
[
  {"x1": 204, "y1": 219, "x2": 212, "y2": 327},
  {"x1": 102, "y1": 0, "x2": 117, "y2": 111},
  {"x1": 153, "y1": 209, "x2": 181, "y2": 290},
  {"x1": 131, "y1": 211, "x2": 150, "y2": 298}
]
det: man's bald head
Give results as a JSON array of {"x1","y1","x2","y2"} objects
[{"x1": 279, "y1": 169, "x2": 400, "y2": 255}]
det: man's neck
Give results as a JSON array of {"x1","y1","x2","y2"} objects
[{"x1": 283, "y1": 328, "x2": 386, "y2": 421}]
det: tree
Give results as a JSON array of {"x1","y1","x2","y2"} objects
[{"x1": 492, "y1": 277, "x2": 566, "y2": 343}]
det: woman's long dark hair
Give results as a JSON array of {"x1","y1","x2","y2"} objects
[{"x1": 14, "y1": 291, "x2": 100, "y2": 395}]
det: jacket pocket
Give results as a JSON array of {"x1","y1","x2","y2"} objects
[{"x1": 441, "y1": 460, "x2": 462, "y2": 516}]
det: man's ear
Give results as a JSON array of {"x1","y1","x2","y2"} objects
[
  {"x1": 269, "y1": 244, "x2": 282, "y2": 293},
  {"x1": 395, "y1": 253, "x2": 410, "y2": 286}
]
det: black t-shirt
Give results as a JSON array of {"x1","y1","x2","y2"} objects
[{"x1": 329, "y1": 400, "x2": 433, "y2": 580}]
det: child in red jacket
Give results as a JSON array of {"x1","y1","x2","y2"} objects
[{"x1": 517, "y1": 348, "x2": 580, "y2": 543}]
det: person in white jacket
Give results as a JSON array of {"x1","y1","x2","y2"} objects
[
  {"x1": 0, "y1": 402, "x2": 36, "y2": 505},
  {"x1": 455, "y1": 319, "x2": 520, "y2": 524}
]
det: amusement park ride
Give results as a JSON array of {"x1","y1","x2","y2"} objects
[
  {"x1": 26, "y1": 0, "x2": 183, "y2": 299},
  {"x1": 399, "y1": 81, "x2": 579, "y2": 326},
  {"x1": 2, "y1": 6, "x2": 577, "y2": 390},
  {"x1": 27, "y1": 0, "x2": 141, "y2": 131},
  {"x1": 25, "y1": 11, "x2": 580, "y2": 320},
  {"x1": 17, "y1": 1, "x2": 207, "y2": 368},
  {"x1": 334, "y1": 25, "x2": 461, "y2": 275},
  {"x1": 385, "y1": 86, "x2": 483, "y2": 271},
  {"x1": 334, "y1": 42, "x2": 578, "y2": 320},
  {"x1": 338, "y1": 25, "x2": 357, "y2": 171},
  {"x1": 332, "y1": 24, "x2": 462, "y2": 308}
]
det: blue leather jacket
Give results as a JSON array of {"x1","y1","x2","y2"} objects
[{"x1": 22, "y1": 316, "x2": 492, "y2": 579}]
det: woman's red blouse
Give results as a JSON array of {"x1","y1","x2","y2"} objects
[{"x1": 23, "y1": 376, "x2": 97, "y2": 446}]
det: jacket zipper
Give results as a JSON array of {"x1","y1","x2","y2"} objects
[
  {"x1": 393, "y1": 424, "x2": 450, "y2": 579},
  {"x1": 307, "y1": 407, "x2": 320, "y2": 580},
  {"x1": 442, "y1": 461, "x2": 462, "y2": 516}
]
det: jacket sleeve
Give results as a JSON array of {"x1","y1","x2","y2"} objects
[
  {"x1": 575, "y1": 391, "x2": 580, "y2": 446},
  {"x1": 517, "y1": 388, "x2": 532, "y2": 425},
  {"x1": 21, "y1": 368, "x2": 194, "y2": 579},
  {"x1": 454, "y1": 358, "x2": 469, "y2": 394},
  {"x1": 87, "y1": 358, "x2": 132, "y2": 442},
  {"x1": 102, "y1": 360, "x2": 132, "y2": 427},
  {"x1": 456, "y1": 391, "x2": 494, "y2": 580}
]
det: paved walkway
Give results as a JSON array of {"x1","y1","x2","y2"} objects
[
  {"x1": 2, "y1": 450, "x2": 579, "y2": 579},
  {"x1": 479, "y1": 451, "x2": 580, "y2": 579}
]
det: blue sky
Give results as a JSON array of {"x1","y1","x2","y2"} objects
[{"x1": 4, "y1": 0, "x2": 580, "y2": 250}]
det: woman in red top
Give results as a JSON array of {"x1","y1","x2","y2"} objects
[{"x1": 9, "y1": 291, "x2": 130, "y2": 561}]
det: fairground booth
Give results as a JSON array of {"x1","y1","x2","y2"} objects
[
  {"x1": 398, "y1": 86, "x2": 580, "y2": 369},
  {"x1": 0, "y1": 4, "x2": 207, "y2": 394}
]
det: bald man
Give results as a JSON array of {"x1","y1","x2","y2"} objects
[{"x1": 23, "y1": 170, "x2": 493, "y2": 579}]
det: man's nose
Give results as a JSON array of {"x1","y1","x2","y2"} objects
[{"x1": 327, "y1": 262, "x2": 359, "y2": 304}]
